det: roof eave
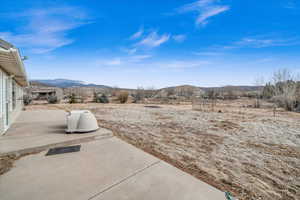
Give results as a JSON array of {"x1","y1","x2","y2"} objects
[{"x1": 0, "y1": 48, "x2": 28, "y2": 87}]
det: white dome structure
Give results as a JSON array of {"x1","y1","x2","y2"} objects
[{"x1": 66, "y1": 110, "x2": 99, "y2": 133}]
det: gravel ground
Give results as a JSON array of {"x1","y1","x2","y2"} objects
[{"x1": 28, "y1": 102, "x2": 300, "y2": 200}]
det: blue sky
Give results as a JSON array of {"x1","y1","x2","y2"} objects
[{"x1": 1, "y1": 0, "x2": 300, "y2": 88}]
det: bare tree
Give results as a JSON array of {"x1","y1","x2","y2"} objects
[
  {"x1": 254, "y1": 76, "x2": 265, "y2": 108},
  {"x1": 133, "y1": 87, "x2": 145, "y2": 102},
  {"x1": 222, "y1": 86, "x2": 238, "y2": 100},
  {"x1": 205, "y1": 89, "x2": 217, "y2": 111},
  {"x1": 271, "y1": 69, "x2": 297, "y2": 111},
  {"x1": 144, "y1": 86, "x2": 156, "y2": 98}
]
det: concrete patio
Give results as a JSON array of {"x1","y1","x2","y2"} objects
[
  {"x1": 0, "y1": 109, "x2": 225, "y2": 200},
  {"x1": 0, "y1": 110, "x2": 112, "y2": 156}
]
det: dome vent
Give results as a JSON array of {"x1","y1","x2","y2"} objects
[{"x1": 66, "y1": 110, "x2": 99, "y2": 133}]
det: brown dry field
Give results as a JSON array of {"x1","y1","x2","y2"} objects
[{"x1": 27, "y1": 99, "x2": 300, "y2": 200}]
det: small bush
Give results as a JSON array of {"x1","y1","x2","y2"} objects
[
  {"x1": 133, "y1": 87, "x2": 145, "y2": 103},
  {"x1": 69, "y1": 93, "x2": 83, "y2": 104},
  {"x1": 262, "y1": 82, "x2": 275, "y2": 99},
  {"x1": 47, "y1": 95, "x2": 58, "y2": 104},
  {"x1": 294, "y1": 101, "x2": 300, "y2": 112},
  {"x1": 69, "y1": 94, "x2": 76, "y2": 104},
  {"x1": 23, "y1": 94, "x2": 32, "y2": 105},
  {"x1": 117, "y1": 91, "x2": 129, "y2": 104},
  {"x1": 253, "y1": 98, "x2": 260, "y2": 108},
  {"x1": 95, "y1": 93, "x2": 109, "y2": 103},
  {"x1": 271, "y1": 95, "x2": 296, "y2": 111}
]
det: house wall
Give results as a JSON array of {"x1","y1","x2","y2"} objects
[
  {"x1": 0, "y1": 66, "x2": 24, "y2": 135},
  {"x1": 0, "y1": 67, "x2": 6, "y2": 135}
]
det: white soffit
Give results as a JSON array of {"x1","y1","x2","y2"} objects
[{"x1": 0, "y1": 48, "x2": 28, "y2": 86}]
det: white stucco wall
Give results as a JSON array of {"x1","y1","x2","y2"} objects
[{"x1": 0, "y1": 67, "x2": 24, "y2": 135}]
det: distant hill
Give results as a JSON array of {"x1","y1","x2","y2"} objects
[
  {"x1": 29, "y1": 81, "x2": 53, "y2": 87},
  {"x1": 159, "y1": 85, "x2": 262, "y2": 92},
  {"x1": 31, "y1": 79, "x2": 111, "y2": 89},
  {"x1": 30, "y1": 79, "x2": 262, "y2": 92},
  {"x1": 154, "y1": 84, "x2": 262, "y2": 98},
  {"x1": 156, "y1": 85, "x2": 204, "y2": 98}
]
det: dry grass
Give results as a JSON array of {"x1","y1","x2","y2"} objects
[
  {"x1": 0, "y1": 155, "x2": 17, "y2": 175},
  {"x1": 27, "y1": 100, "x2": 300, "y2": 200},
  {"x1": 0, "y1": 150, "x2": 44, "y2": 175}
]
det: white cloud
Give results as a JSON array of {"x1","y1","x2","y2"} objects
[
  {"x1": 157, "y1": 60, "x2": 211, "y2": 69},
  {"x1": 130, "y1": 27, "x2": 144, "y2": 40},
  {"x1": 253, "y1": 58, "x2": 274, "y2": 64},
  {"x1": 0, "y1": 31, "x2": 73, "y2": 53},
  {"x1": 178, "y1": 0, "x2": 230, "y2": 26},
  {"x1": 172, "y1": 34, "x2": 186, "y2": 42},
  {"x1": 224, "y1": 36, "x2": 300, "y2": 49},
  {"x1": 241, "y1": 37, "x2": 300, "y2": 48},
  {"x1": 94, "y1": 56, "x2": 210, "y2": 71},
  {"x1": 196, "y1": 6, "x2": 229, "y2": 26},
  {"x1": 121, "y1": 47, "x2": 137, "y2": 55},
  {"x1": 128, "y1": 55, "x2": 152, "y2": 62},
  {"x1": 96, "y1": 54, "x2": 152, "y2": 67},
  {"x1": 193, "y1": 51, "x2": 224, "y2": 56},
  {"x1": 284, "y1": 0, "x2": 297, "y2": 9},
  {"x1": 0, "y1": 6, "x2": 91, "y2": 54},
  {"x1": 136, "y1": 31, "x2": 170, "y2": 48},
  {"x1": 104, "y1": 59, "x2": 210, "y2": 70},
  {"x1": 105, "y1": 57, "x2": 122, "y2": 66}
]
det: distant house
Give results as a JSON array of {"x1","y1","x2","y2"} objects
[
  {"x1": 0, "y1": 39, "x2": 28, "y2": 135},
  {"x1": 28, "y1": 86, "x2": 63, "y2": 101}
]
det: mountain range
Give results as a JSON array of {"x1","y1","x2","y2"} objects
[
  {"x1": 30, "y1": 79, "x2": 262, "y2": 91},
  {"x1": 31, "y1": 79, "x2": 111, "y2": 88}
]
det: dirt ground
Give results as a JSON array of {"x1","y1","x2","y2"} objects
[{"x1": 27, "y1": 100, "x2": 300, "y2": 200}]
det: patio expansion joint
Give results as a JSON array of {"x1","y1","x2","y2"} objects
[{"x1": 88, "y1": 160, "x2": 161, "y2": 200}]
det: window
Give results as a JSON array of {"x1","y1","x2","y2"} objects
[{"x1": 12, "y1": 80, "x2": 16, "y2": 110}]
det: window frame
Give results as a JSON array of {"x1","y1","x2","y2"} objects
[{"x1": 12, "y1": 80, "x2": 16, "y2": 110}]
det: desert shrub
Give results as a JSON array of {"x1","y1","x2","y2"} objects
[
  {"x1": 177, "y1": 87, "x2": 194, "y2": 98},
  {"x1": 220, "y1": 86, "x2": 239, "y2": 100},
  {"x1": 165, "y1": 87, "x2": 175, "y2": 96},
  {"x1": 69, "y1": 93, "x2": 83, "y2": 104},
  {"x1": 69, "y1": 93, "x2": 76, "y2": 104},
  {"x1": 93, "y1": 92, "x2": 97, "y2": 102},
  {"x1": 95, "y1": 93, "x2": 109, "y2": 103},
  {"x1": 271, "y1": 96, "x2": 296, "y2": 111},
  {"x1": 109, "y1": 87, "x2": 119, "y2": 97},
  {"x1": 132, "y1": 87, "x2": 156, "y2": 103},
  {"x1": 260, "y1": 69, "x2": 300, "y2": 112},
  {"x1": 133, "y1": 87, "x2": 144, "y2": 103},
  {"x1": 253, "y1": 98, "x2": 260, "y2": 108},
  {"x1": 273, "y1": 72, "x2": 298, "y2": 111},
  {"x1": 228, "y1": 90, "x2": 239, "y2": 100},
  {"x1": 23, "y1": 94, "x2": 32, "y2": 105},
  {"x1": 117, "y1": 91, "x2": 129, "y2": 103},
  {"x1": 144, "y1": 87, "x2": 157, "y2": 98},
  {"x1": 47, "y1": 95, "x2": 59, "y2": 104},
  {"x1": 262, "y1": 82, "x2": 275, "y2": 99},
  {"x1": 245, "y1": 91, "x2": 258, "y2": 99},
  {"x1": 249, "y1": 91, "x2": 262, "y2": 108},
  {"x1": 205, "y1": 89, "x2": 218, "y2": 99}
]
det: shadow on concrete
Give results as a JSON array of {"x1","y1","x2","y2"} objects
[{"x1": 47, "y1": 124, "x2": 67, "y2": 134}]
